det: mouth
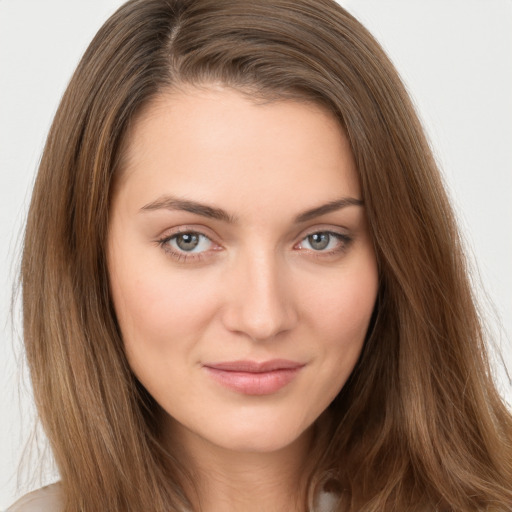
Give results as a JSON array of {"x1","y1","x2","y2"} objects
[{"x1": 202, "y1": 359, "x2": 305, "y2": 395}]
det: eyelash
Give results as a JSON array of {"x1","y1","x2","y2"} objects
[
  {"x1": 296, "y1": 231, "x2": 352, "y2": 256},
  {"x1": 156, "y1": 229, "x2": 213, "y2": 263},
  {"x1": 156, "y1": 229, "x2": 353, "y2": 263}
]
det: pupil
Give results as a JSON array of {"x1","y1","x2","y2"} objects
[
  {"x1": 309, "y1": 233, "x2": 330, "y2": 250},
  {"x1": 176, "y1": 233, "x2": 199, "y2": 251}
]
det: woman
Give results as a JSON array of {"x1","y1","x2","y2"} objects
[{"x1": 9, "y1": 0, "x2": 512, "y2": 510}]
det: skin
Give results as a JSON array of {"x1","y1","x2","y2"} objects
[{"x1": 108, "y1": 85, "x2": 379, "y2": 512}]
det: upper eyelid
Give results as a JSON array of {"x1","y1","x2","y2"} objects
[
  {"x1": 297, "y1": 225, "x2": 350, "y2": 241},
  {"x1": 300, "y1": 229, "x2": 349, "y2": 240},
  {"x1": 156, "y1": 225, "x2": 218, "y2": 242},
  {"x1": 301, "y1": 226, "x2": 349, "y2": 235}
]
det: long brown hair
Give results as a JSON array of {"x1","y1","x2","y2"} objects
[{"x1": 21, "y1": 0, "x2": 512, "y2": 510}]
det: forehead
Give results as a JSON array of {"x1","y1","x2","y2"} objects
[{"x1": 114, "y1": 86, "x2": 361, "y2": 217}]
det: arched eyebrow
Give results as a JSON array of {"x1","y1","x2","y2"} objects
[
  {"x1": 140, "y1": 196, "x2": 236, "y2": 223},
  {"x1": 294, "y1": 197, "x2": 363, "y2": 223},
  {"x1": 139, "y1": 195, "x2": 363, "y2": 223}
]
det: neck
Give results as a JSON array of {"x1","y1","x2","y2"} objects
[{"x1": 165, "y1": 421, "x2": 314, "y2": 512}]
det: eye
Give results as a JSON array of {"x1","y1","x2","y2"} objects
[
  {"x1": 162, "y1": 231, "x2": 214, "y2": 254},
  {"x1": 296, "y1": 231, "x2": 351, "y2": 253}
]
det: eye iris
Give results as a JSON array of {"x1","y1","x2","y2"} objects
[
  {"x1": 308, "y1": 232, "x2": 330, "y2": 250},
  {"x1": 176, "y1": 233, "x2": 200, "y2": 251}
]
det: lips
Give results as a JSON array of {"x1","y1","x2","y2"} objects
[{"x1": 202, "y1": 359, "x2": 304, "y2": 395}]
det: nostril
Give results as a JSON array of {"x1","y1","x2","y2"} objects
[{"x1": 221, "y1": 292, "x2": 298, "y2": 341}]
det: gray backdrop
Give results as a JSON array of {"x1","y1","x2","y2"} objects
[{"x1": 1, "y1": 0, "x2": 511, "y2": 507}]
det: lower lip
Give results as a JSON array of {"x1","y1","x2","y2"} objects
[{"x1": 203, "y1": 367, "x2": 302, "y2": 395}]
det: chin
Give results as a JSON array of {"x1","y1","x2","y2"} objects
[{"x1": 200, "y1": 415, "x2": 314, "y2": 455}]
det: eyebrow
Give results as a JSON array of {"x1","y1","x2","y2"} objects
[
  {"x1": 294, "y1": 197, "x2": 363, "y2": 223},
  {"x1": 140, "y1": 196, "x2": 237, "y2": 222},
  {"x1": 140, "y1": 195, "x2": 363, "y2": 223}
]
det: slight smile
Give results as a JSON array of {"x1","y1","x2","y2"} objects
[{"x1": 202, "y1": 360, "x2": 305, "y2": 395}]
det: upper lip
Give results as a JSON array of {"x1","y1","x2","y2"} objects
[{"x1": 203, "y1": 359, "x2": 304, "y2": 373}]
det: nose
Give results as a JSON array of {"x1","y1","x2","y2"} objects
[{"x1": 220, "y1": 248, "x2": 298, "y2": 342}]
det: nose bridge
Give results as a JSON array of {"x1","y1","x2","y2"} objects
[{"x1": 223, "y1": 244, "x2": 297, "y2": 341}]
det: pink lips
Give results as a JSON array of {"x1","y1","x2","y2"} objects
[{"x1": 203, "y1": 359, "x2": 304, "y2": 395}]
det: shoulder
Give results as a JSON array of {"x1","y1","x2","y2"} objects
[
  {"x1": 6, "y1": 483, "x2": 63, "y2": 512},
  {"x1": 315, "y1": 490, "x2": 338, "y2": 512},
  {"x1": 6, "y1": 483, "x2": 334, "y2": 512}
]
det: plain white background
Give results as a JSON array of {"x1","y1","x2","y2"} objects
[{"x1": 1, "y1": 0, "x2": 511, "y2": 507}]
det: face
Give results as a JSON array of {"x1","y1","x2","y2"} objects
[{"x1": 108, "y1": 86, "x2": 378, "y2": 456}]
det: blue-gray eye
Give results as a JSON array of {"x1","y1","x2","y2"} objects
[
  {"x1": 300, "y1": 232, "x2": 347, "y2": 252},
  {"x1": 169, "y1": 233, "x2": 212, "y2": 253},
  {"x1": 307, "y1": 233, "x2": 330, "y2": 250}
]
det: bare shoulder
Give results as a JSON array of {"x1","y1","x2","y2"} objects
[{"x1": 6, "y1": 483, "x2": 63, "y2": 512}]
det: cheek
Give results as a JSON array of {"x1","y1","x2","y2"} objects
[
  {"x1": 301, "y1": 258, "x2": 378, "y2": 384},
  {"x1": 304, "y1": 263, "x2": 378, "y2": 343},
  {"x1": 109, "y1": 252, "x2": 221, "y2": 360}
]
